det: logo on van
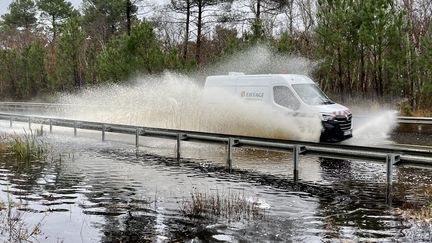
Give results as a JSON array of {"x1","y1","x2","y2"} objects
[{"x1": 240, "y1": 91, "x2": 264, "y2": 98}]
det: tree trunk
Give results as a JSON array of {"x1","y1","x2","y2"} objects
[
  {"x1": 257, "y1": 0, "x2": 261, "y2": 20},
  {"x1": 288, "y1": 0, "x2": 294, "y2": 34},
  {"x1": 373, "y1": 51, "x2": 380, "y2": 98},
  {"x1": 360, "y1": 45, "x2": 366, "y2": 97},
  {"x1": 347, "y1": 57, "x2": 352, "y2": 99},
  {"x1": 126, "y1": 0, "x2": 132, "y2": 35},
  {"x1": 52, "y1": 15, "x2": 57, "y2": 42},
  {"x1": 337, "y1": 47, "x2": 344, "y2": 100},
  {"x1": 72, "y1": 51, "x2": 81, "y2": 89},
  {"x1": 256, "y1": 0, "x2": 261, "y2": 39},
  {"x1": 378, "y1": 51, "x2": 383, "y2": 97},
  {"x1": 183, "y1": 0, "x2": 190, "y2": 61},
  {"x1": 196, "y1": 0, "x2": 202, "y2": 64}
]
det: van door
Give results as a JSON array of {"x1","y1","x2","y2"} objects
[{"x1": 272, "y1": 85, "x2": 301, "y2": 112}]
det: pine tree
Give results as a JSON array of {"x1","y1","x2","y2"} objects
[
  {"x1": 18, "y1": 39, "x2": 47, "y2": 97},
  {"x1": 418, "y1": 25, "x2": 432, "y2": 108},
  {"x1": 1, "y1": 0, "x2": 37, "y2": 30},
  {"x1": 52, "y1": 16, "x2": 86, "y2": 91},
  {"x1": 97, "y1": 21, "x2": 164, "y2": 82},
  {"x1": 37, "y1": 0, "x2": 75, "y2": 41}
]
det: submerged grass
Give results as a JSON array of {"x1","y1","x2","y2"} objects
[
  {"x1": 396, "y1": 185, "x2": 432, "y2": 222},
  {"x1": 396, "y1": 205, "x2": 432, "y2": 223},
  {"x1": 0, "y1": 195, "x2": 45, "y2": 242},
  {"x1": 180, "y1": 189, "x2": 266, "y2": 221},
  {"x1": 0, "y1": 134, "x2": 8, "y2": 153},
  {"x1": 1, "y1": 130, "x2": 48, "y2": 163}
]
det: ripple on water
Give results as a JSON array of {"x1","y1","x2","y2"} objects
[{"x1": 0, "y1": 132, "x2": 431, "y2": 241}]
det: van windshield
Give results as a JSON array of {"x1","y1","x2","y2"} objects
[{"x1": 292, "y1": 84, "x2": 334, "y2": 105}]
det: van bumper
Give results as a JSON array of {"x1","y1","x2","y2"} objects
[{"x1": 320, "y1": 120, "x2": 352, "y2": 142}]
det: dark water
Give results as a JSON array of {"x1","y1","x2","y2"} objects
[{"x1": 1, "y1": 124, "x2": 432, "y2": 242}]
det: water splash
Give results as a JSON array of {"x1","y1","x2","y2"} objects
[
  {"x1": 56, "y1": 45, "x2": 399, "y2": 144},
  {"x1": 59, "y1": 72, "x2": 322, "y2": 141},
  {"x1": 343, "y1": 109, "x2": 398, "y2": 146},
  {"x1": 56, "y1": 45, "x2": 323, "y2": 141},
  {"x1": 201, "y1": 44, "x2": 315, "y2": 78}
]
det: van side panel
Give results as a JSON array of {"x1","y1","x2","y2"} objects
[
  {"x1": 236, "y1": 76, "x2": 271, "y2": 103},
  {"x1": 205, "y1": 76, "x2": 237, "y2": 95}
]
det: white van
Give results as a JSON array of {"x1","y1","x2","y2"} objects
[{"x1": 204, "y1": 73, "x2": 352, "y2": 142}]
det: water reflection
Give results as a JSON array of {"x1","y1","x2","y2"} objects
[{"x1": 0, "y1": 136, "x2": 432, "y2": 242}]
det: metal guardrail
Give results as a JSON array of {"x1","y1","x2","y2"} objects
[
  {"x1": 398, "y1": 116, "x2": 432, "y2": 125},
  {"x1": 0, "y1": 102, "x2": 73, "y2": 115},
  {"x1": 0, "y1": 102, "x2": 73, "y2": 109},
  {"x1": 0, "y1": 112, "x2": 431, "y2": 185},
  {"x1": 0, "y1": 102, "x2": 431, "y2": 125}
]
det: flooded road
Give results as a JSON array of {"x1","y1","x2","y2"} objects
[{"x1": 1, "y1": 121, "x2": 432, "y2": 242}]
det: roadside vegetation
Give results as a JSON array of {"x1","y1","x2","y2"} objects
[
  {"x1": 397, "y1": 206, "x2": 432, "y2": 222},
  {"x1": 9, "y1": 132, "x2": 47, "y2": 163},
  {"x1": 0, "y1": 130, "x2": 48, "y2": 163},
  {"x1": 0, "y1": 195, "x2": 45, "y2": 242},
  {"x1": 0, "y1": 132, "x2": 48, "y2": 241},
  {"x1": 396, "y1": 185, "x2": 432, "y2": 222},
  {"x1": 0, "y1": 1, "x2": 432, "y2": 114},
  {"x1": 180, "y1": 189, "x2": 266, "y2": 221}
]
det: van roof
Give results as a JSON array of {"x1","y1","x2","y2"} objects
[{"x1": 205, "y1": 74, "x2": 315, "y2": 85}]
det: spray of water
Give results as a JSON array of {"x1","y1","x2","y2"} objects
[
  {"x1": 344, "y1": 108, "x2": 398, "y2": 146},
  {"x1": 202, "y1": 45, "x2": 315, "y2": 77},
  {"x1": 59, "y1": 72, "x2": 322, "y2": 141},
  {"x1": 56, "y1": 45, "x2": 398, "y2": 144}
]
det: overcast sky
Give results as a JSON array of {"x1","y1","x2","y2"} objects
[{"x1": 0, "y1": 0, "x2": 82, "y2": 16}]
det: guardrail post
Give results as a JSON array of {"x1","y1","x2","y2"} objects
[
  {"x1": 176, "y1": 133, "x2": 181, "y2": 162},
  {"x1": 293, "y1": 145, "x2": 300, "y2": 181},
  {"x1": 49, "y1": 119, "x2": 52, "y2": 133},
  {"x1": 102, "y1": 124, "x2": 106, "y2": 141},
  {"x1": 102, "y1": 124, "x2": 106, "y2": 142},
  {"x1": 135, "y1": 129, "x2": 140, "y2": 148},
  {"x1": 40, "y1": 125, "x2": 43, "y2": 136},
  {"x1": 74, "y1": 121, "x2": 77, "y2": 137},
  {"x1": 386, "y1": 184, "x2": 392, "y2": 206},
  {"x1": 386, "y1": 154, "x2": 395, "y2": 185},
  {"x1": 227, "y1": 138, "x2": 233, "y2": 173},
  {"x1": 28, "y1": 117, "x2": 31, "y2": 130},
  {"x1": 9, "y1": 117, "x2": 12, "y2": 127}
]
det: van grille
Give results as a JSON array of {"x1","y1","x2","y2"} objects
[{"x1": 335, "y1": 114, "x2": 352, "y2": 130}]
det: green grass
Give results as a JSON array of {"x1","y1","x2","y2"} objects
[{"x1": 8, "y1": 131, "x2": 47, "y2": 163}]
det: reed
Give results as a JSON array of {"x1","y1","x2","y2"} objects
[
  {"x1": 396, "y1": 204, "x2": 432, "y2": 223},
  {"x1": 8, "y1": 131, "x2": 47, "y2": 162},
  {"x1": 0, "y1": 196, "x2": 45, "y2": 241},
  {"x1": 395, "y1": 185, "x2": 432, "y2": 222},
  {"x1": 180, "y1": 189, "x2": 266, "y2": 221},
  {"x1": 0, "y1": 134, "x2": 8, "y2": 153}
]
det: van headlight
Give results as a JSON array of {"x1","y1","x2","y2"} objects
[{"x1": 321, "y1": 113, "x2": 336, "y2": 121}]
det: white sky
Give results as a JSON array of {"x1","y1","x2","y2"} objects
[{"x1": 0, "y1": 0, "x2": 82, "y2": 16}]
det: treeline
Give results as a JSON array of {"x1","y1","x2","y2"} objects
[{"x1": 0, "y1": 0, "x2": 432, "y2": 111}]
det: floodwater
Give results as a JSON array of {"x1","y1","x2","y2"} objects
[
  {"x1": 1, "y1": 121, "x2": 432, "y2": 242},
  {"x1": 2, "y1": 46, "x2": 431, "y2": 242}
]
